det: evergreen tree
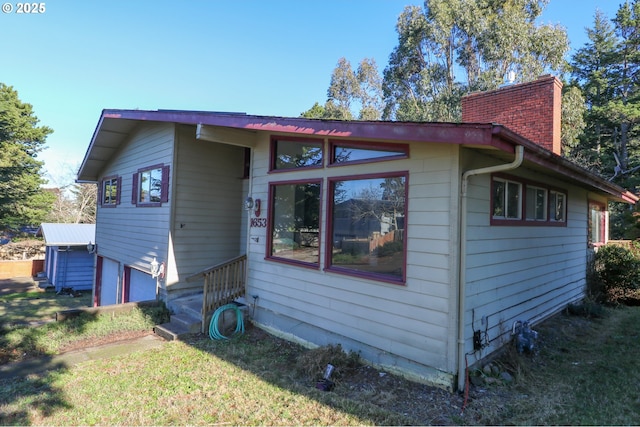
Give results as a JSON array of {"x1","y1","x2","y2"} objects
[
  {"x1": 0, "y1": 83, "x2": 55, "y2": 229},
  {"x1": 570, "y1": 2, "x2": 640, "y2": 189},
  {"x1": 571, "y1": 1, "x2": 640, "y2": 238}
]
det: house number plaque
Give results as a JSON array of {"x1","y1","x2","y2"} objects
[{"x1": 250, "y1": 218, "x2": 267, "y2": 228}]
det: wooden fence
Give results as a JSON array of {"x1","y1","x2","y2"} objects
[{"x1": 0, "y1": 259, "x2": 45, "y2": 280}]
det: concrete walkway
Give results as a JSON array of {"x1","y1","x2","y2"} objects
[{"x1": 0, "y1": 334, "x2": 166, "y2": 380}]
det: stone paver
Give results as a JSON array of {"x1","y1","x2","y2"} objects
[{"x1": 0, "y1": 334, "x2": 166, "y2": 380}]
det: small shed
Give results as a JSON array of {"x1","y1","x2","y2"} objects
[{"x1": 37, "y1": 223, "x2": 96, "y2": 292}]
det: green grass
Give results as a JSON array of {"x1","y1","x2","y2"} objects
[
  {"x1": 0, "y1": 291, "x2": 92, "y2": 325},
  {"x1": 1, "y1": 288, "x2": 640, "y2": 425},
  {"x1": 0, "y1": 327, "x2": 408, "y2": 426},
  {"x1": 0, "y1": 291, "x2": 167, "y2": 363}
]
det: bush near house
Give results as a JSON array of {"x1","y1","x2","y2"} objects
[{"x1": 593, "y1": 244, "x2": 640, "y2": 304}]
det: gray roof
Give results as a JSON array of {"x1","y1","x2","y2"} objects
[{"x1": 37, "y1": 223, "x2": 96, "y2": 246}]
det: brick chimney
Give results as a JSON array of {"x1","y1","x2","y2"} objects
[{"x1": 461, "y1": 75, "x2": 562, "y2": 155}]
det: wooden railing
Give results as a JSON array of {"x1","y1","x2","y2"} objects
[{"x1": 186, "y1": 254, "x2": 247, "y2": 333}]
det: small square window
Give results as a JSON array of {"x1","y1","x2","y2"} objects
[
  {"x1": 132, "y1": 165, "x2": 170, "y2": 206},
  {"x1": 139, "y1": 168, "x2": 162, "y2": 203},
  {"x1": 100, "y1": 176, "x2": 120, "y2": 207},
  {"x1": 493, "y1": 178, "x2": 522, "y2": 220}
]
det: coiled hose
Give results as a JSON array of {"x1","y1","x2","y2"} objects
[{"x1": 209, "y1": 303, "x2": 245, "y2": 340}]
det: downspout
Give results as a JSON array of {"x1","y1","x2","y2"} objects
[
  {"x1": 245, "y1": 147, "x2": 255, "y2": 256},
  {"x1": 91, "y1": 248, "x2": 97, "y2": 307},
  {"x1": 457, "y1": 145, "x2": 524, "y2": 391}
]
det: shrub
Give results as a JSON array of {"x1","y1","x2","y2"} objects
[
  {"x1": 594, "y1": 244, "x2": 640, "y2": 303},
  {"x1": 375, "y1": 240, "x2": 403, "y2": 257}
]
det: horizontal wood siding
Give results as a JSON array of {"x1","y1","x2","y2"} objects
[
  {"x1": 171, "y1": 125, "x2": 246, "y2": 290},
  {"x1": 463, "y1": 155, "x2": 588, "y2": 356},
  {"x1": 247, "y1": 137, "x2": 458, "y2": 379},
  {"x1": 53, "y1": 248, "x2": 94, "y2": 291},
  {"x1": 95, "y1": 123, "x2": 174, "y2": 275}
]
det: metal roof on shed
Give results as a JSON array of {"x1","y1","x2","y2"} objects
[{"x1": 37, "y1": 223, "x2": 96, "y2": 247}]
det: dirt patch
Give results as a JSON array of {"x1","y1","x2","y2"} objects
[
  {"x1": 57, "y1": 330, "x2": 155, "y2": 353},
  {"x1": 231, "y1": 326, "x2": 504, "y2": 425},
  {"x1": 334, "y1": 362, "x2": 471, "y2": 425}
]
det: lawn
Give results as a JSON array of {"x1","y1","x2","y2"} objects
[
  {"x1": 0, "y1": 290, "x2": 92, "y2": 326},
  {"x1": 0, "y1": 290, "x2": 166, "y2": 365},
  {"x1": 1, "y1": 289, "x2": 639, "y2": 425}
]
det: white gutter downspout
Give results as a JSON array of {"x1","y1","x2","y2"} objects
[
  {"x1": 245, "y1": 147, "x2": 255, "y2": 256},
  {"x1": 457, "y1": 145, "x2": 524, "y2": 391}
]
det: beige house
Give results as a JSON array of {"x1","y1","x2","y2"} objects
[{"x1": 77, "y1": 75, "x2": 637, "y2": 390}]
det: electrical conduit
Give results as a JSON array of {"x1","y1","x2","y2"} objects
[{"x1": 457, "y1": 145, "x2": 524, "y2": 392}]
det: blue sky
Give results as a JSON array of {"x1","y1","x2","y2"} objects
[{"x1": 1, "y1": 0, "x2": 621, "y2": 187}]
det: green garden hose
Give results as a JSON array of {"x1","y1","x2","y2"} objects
[{"x1": 209, "y1": 303, "x2": 245, "y2": 340}]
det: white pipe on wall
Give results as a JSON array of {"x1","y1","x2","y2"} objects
[{"x1": 457, "y1": 145, "x2": 524, "y2": 391}]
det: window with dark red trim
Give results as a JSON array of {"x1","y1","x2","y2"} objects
[
  {"x1": 326, "y1": 172, "x2": 408, "y2": 283},
  {"x1": 270, "y1": 137, "x2": 323, "y2": 171},
  {"x1": 99, "y1": 175, "x2": 121, "y2": 207},
  {"x1": 491, "y1": 174, "x2": 567, "y2": 226},
  {"x1": 132, "y1": 164, "x2": 170, "y2": 206},
  {"x1": 588, "y1": 201, "x2": 607, "y2": 246},
  {"x1": 550, "y1": 191, "x2": 567, "y2": 222},
  {"x1": 329, "y1": 140, "x2": 409, "y2": 166},
  {"x1": 267, "y1": 137, "x2": 410, "y2": 284},
  {"x1": 267, "y1": 180, "x2": 322, "y2": 267}
]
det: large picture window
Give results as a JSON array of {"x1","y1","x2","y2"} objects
[
  {"x1": 132, "y1": 164, "x2": 170, "y2": 206},
  {"x1": 268, "y1": 181, "x2": 322, "y2": 266},
  {"x1": 327, "y1": 173, "x2": 407, "y2": 283}
]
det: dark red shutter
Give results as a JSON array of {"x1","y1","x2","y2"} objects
[
  {"x1": 116, "y1": 177, "x2": 122, "y2": 205},
  {"x1": 131, "y1": 173, "x2": 139, "y2": 205},
  {"x1": 161, "y1": 165, "x2": 170, "y2": 203}
]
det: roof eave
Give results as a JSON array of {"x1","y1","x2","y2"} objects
[
  {"x1": 492, "y1": 126, "x2": 638, "y2": 204},
  {"x1": 77, "y1": 110, "x2": 637, "y2": 204}
]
